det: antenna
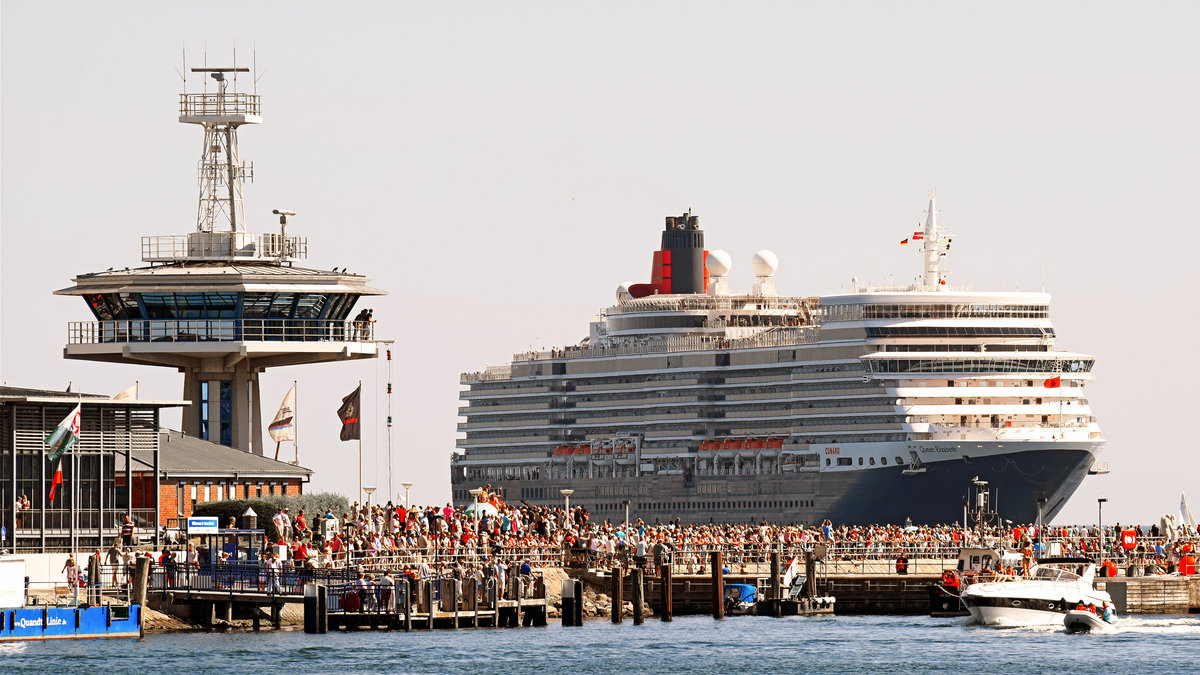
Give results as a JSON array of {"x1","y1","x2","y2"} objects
[{"x1": 181, "y1": 51, "x2": 260, "y2": 233}]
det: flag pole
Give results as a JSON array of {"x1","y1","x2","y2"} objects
[
  {"x1": 72, "y1": 395, "x2": 80, "y2": 605},
  {"x1": 358, "y1": 379, "x2": 363, "y2": 504},
  {"x1": 293, "y1": 379, "x2": 299, "y2": 465}
]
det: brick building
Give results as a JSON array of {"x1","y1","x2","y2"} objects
[{"x1": 119, "y1": 429, "x2": 312, "y2": 528}]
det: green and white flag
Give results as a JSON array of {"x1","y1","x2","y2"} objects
[{"x1": 45, "y1": 404, "x2": 81, "y2": 463}]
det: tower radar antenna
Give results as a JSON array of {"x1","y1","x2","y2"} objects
[{"x1": 181, "y1": 58, "x2": 258, "y2": 234}]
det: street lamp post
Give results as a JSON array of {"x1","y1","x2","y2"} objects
[
  {"x1": 401, "y1": 481, "x2": 414, "y2": 510},
  {"x1": 1098, "y1": 497, "x2": 1108, "y2": 566},
  {"x1": 623, "y1": 499, "x2": 630, "y2": 528},
  {"x1": 560, "y1": 489, "x2": 574, "y2": 528}
]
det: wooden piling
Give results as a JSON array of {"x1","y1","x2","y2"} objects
[
  {"x1": 770, "y1": 551, "x2": 782, "y2": 618},
  {"x1": 710, "y1": 552, "x2": 724, "y2": 620},
  {"x1": 611, "y1": 566, "x2": 624, "y2": 624},
  {"x1": 631, "y1": 569, "x2": 645, "y2": 625},
  {"x1": 402, "y1": 579, "x2": 412, "y2": 632},
  {"x1": 87, "y1": 555, "x2": 100, "y2": 606},
  {"x1": 660, "y1": 565, "x2": 673, "y2": 622}
]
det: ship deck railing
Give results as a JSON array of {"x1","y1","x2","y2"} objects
[
  {"x1": 67, "y1": 319, "x2": 376, "y2": 344},
  {"x1": 460, "y1": 326, "x2": 822, "y2": 382}
]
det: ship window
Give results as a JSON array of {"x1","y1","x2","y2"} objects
[
  {"x1": 825, "y1": 458, "x2": 831, "y2": 466},
  {"x1": 869, "y1": 457, "x2": 875, "y2": 465},
  {"x1": 881, "y1": 457, "x2": 888, "y2": 465},
  {"x1": 857, "y1": 457, "x2": 863, "y2": 465},
  {"x1": 895, "y1": 457, "x2": 904, "y2": 465},
  {"x1": 837, "y1": 458, "x2": 852, "y2": 466}
]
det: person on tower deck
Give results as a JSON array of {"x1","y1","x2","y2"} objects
[{"x1": 352, "y1": 308, "x2": 369, "y2": 340}]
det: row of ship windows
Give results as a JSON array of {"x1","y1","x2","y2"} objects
[
  {"x1": 864, "y1": 358, "x2": 1093, "y2": 374},
  {"x1": 471, "y1": 363, "x2": 864, "y2": 394},
  {"x1": 865, "y1": 327, "x2": 1053, "y2": 338},
  {"x1": 830, "y1": 456, "x2": 904, "y2": 467},
  {"x1": 593, "y1": 499, "x2": 817, "y2": 512},
  {"x1": 881, "y1": 344, "x2": 1049, "y2": 352},
  {"x1": 821, "y1": 303, "x2": 1049, "y2": 322}
]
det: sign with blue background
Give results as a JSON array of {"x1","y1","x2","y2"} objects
[{"x1": 187, "y1": 516, "x2": 219, "y2": 534}]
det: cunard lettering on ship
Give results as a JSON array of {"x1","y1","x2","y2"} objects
[{"x1": 824, "y1": 447, "x2": 841, "y2": 455}]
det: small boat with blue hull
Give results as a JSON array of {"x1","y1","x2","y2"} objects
[{"x1": 0, "y1": 558, "x2": 142, "y2": 642}]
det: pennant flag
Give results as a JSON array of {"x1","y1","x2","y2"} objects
[
  {"x1": 45, "y1": 404, "x2": 81, "y2": 501},
  {"x1": 269, "y1": 384, "x2": 297, "y2": 443},
  {"x1": 1043, "y1": 376, "x2": 1061, "y2": 388},
  {"x1": 112, "y1": 383, "x2": 138, "y2": 400},
  {"x1": 337, "y1": 385, "x2": 361, "y2": 441},
  {"x1": 899, "y1": 238, "x2": 909, "y2": 247}
]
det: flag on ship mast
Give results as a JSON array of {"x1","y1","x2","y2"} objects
[
  {"x1": 900, "y1": 238, "x2": 909, "y2": 247},
  {"x1": 1043, "y1": 376, "x2": 1062, "y2": 388},
  {"x1": 1183, "y1": 492, "x2": 1197, "y2": 528},
  {"x1": 45, "y1": 404, "x2": 81, "y2": 501},
  {"x1": 337, "y1": 385, "x2": 362, "y2": 441},
  {"x1": 112, "y1": 382, "x2": 139, "y2": 400}
]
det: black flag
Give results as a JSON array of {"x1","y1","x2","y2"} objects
[{"x1": 337, "y1": 385, "x2": 361, "y2": 441}]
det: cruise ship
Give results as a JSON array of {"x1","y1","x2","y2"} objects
[{"x1": 452, "y1": 196, "x2": 1105, "y2": 525}]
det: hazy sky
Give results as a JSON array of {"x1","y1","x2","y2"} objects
[{"x1": 2, "y1": 2, "x2": 1197, "y2": 525}]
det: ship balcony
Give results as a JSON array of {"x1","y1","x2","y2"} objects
[
  {"x1": 908, "y1": 421, "x2": 1100, "y2": 442},
  {"x1": 65, "y1": 319, "x2": 378, "y2": 365}
]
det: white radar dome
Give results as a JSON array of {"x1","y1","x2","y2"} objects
[
  {"x1": 706, "y1": 249, "x2": 732, "y2": 276},
  {"x1": 617, "y1": 281, "x2": 636, "y2": 300},
  {"x1": 751, "y1": 250, "x2": 779, "y2": 277}
]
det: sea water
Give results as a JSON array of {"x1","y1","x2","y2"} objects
[{"x1": 2, "y1": 614, "x2": 1198, "y2": 673}]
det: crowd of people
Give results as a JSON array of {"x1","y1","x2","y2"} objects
[
  {"x1": 73, "y1": 488, "x2": 1199, "y2": 598},
  {"x1": 248, "y1": 488, "x2": 1199, "y2": 580}
]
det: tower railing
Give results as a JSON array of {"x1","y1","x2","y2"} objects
[
  {"x1": 67, "y1": 319, "x2": 375, "y2": 344},
  {"x1": 179, "y1": 92, "x2": 262, "y2": 118},
  {"x1": 141, "y1": 232, "x2": 307, "y2": 262}
]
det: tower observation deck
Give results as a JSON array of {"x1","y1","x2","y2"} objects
[{"x1": 55, "y1": 59, "x2": 386, "y2": 455}]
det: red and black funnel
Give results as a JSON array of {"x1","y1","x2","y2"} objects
[{"x1": 628, "y1": 212, "x2": 709, "y2": 298}]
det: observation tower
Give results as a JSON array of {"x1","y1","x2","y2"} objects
[{"x1": 56, "y1": 61, "x2": 386, "y2": 455}]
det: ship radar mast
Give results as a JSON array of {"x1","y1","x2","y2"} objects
[
  {"x1": 922, "y1": 191, "x2": 953, "y2": 290},
  {"x1": 180, "y1": 59, "x2": 260, "y2": 233}
]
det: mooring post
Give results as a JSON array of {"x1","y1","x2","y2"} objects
[
  {"x1": 660, "y1": 565, "x2": 673, "y2": 622},
  {"x1": 402, "y1": 579, "x2": 412, "y2": 632},
  {"x1": 572, "y1": 579, "x2": 584, "y2": 627},
  {"x1": 304, "y1": 583, "x2": 328, "y2": 634},
  {"x1": 561, "y1": 578, "x2": 576, "y2": 627},
  {"x1": 770, "y1": 551, "x2": 782, "y2": 618},
  {"x1": 87, "y1": 554, "x2": 100, "y2": 605},
  {"x1": 631, "y1": 568, "x2": 645, "y2": 625},
  {"x1": 711, "y1": 551, "x2": 725, "y2": 620},
  {"x1": 611, "y1": 566, "x2": 624, "y2": 624}
]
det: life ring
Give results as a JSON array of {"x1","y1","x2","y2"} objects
[{"x1": 941, "y1": 570, "x2": 960, "y2": 586}]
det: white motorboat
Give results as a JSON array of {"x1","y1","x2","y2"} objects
[{"x1": 960, "y1": 557, "x2": 1112, "y2": 626}]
